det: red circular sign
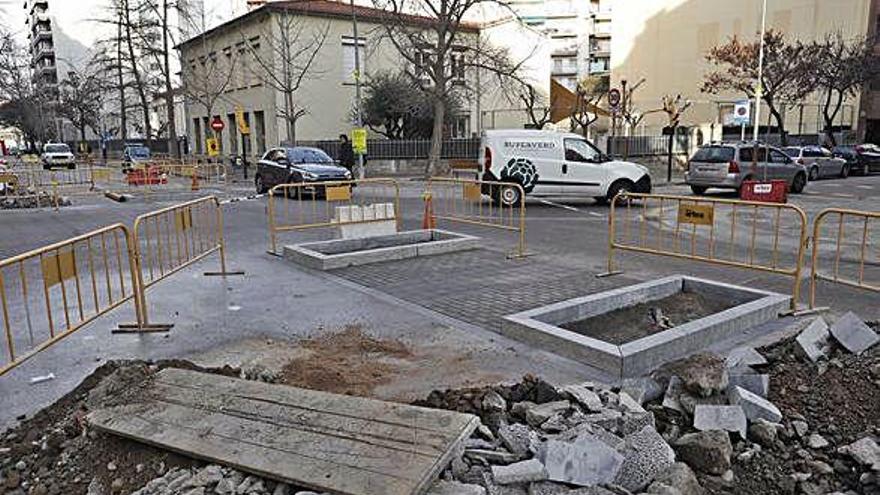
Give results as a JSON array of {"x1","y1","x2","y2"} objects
[
  {"x1": 608, "y1": 89, "x2": 622, "y2": 108},
  {"x1": 210, "y1": 117, "x2": 225, "y2": 132}
]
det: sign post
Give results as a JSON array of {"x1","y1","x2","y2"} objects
[
  {"x1": 351, "y1": 128, "x2": 367, "y2": 155},
  {"x1": 235, "y1": 108, "x2": 251, "y2": 179},
  {"x1": 733, "y1": 100, "x2": 750, "y2": 141},
  {"x1": 607, "y1": 89, "x2": 621, "y2": 155}
]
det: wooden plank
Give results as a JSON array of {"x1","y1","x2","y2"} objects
[{"x1": 88, "y1": 368, "x2": 478, "y2": 495}]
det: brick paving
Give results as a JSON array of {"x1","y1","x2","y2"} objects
[{"x1": 331, "y1": 249, "x2": 636, "y2": 330}]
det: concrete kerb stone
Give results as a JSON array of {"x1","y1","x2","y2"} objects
[
  {"x1": 829, "y1": 312, "x2": 879, "y2": 355},
  {"x1": 693, "y1": 405, "x2": 748, "y2": 439},
  {"x1": 725, "y1": 346, "x2": 768, "y2": 368},
  {"x1": 491, "y1": 459, "x2": 548, "y2": 485},
  {"x1": 727, "y1": 370, "x2": 770, "y2": 398},
  {"x1": 795, "y1": 317, "x2": 832, "y2": 362},
  {"x1": 729, "y1": 385, "x2": 783, "y2": 423},
  {"x1": 501, "y1": 276, "x2": 790, "y2": 379}
]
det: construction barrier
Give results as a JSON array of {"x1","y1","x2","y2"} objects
[
  {"x1": 424, "y1": 177, "x2": 527, "y2": 258},
  {"x1": 809, "y1": 208, "x2": 880, "y2": 308},
  {"x1": 0, "y1": 224, "x2": 142, "y2": 375},
  {"x1": 95, "y1": 163, "x2": 229, "y2": 198},
  {"x1": 267, "y1": 179, "x2": 402, "y2": 254},
  {"x1": 605, "y1": 192, "x2": 808, "y2": 311}
]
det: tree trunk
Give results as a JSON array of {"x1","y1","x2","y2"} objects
[
  {"x1": 768, "y1": 104, "x2": 787, "y2": 146},
  {"x1": 823, "y1": 90, "x2": 844, "y2": 147},
  {"x1": 161, "y1": 0, "x2": 178, "y2": 158},
  {"x1": 426, "y1": 96, "x2": 445, "y2": 178},
  {"x1": 122, "y1": 0, "x2": 152, "y2": 140},
  {"x1": 116, "y1": 16, "x2": 127, "y2": 141}
]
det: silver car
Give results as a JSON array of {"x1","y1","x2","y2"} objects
[
  {"x1": 782, "y1": 146, "x2": 849, "y2": 180},
  {"x1": 685, "y1": 142, "x2": 808, "y2": 195}
]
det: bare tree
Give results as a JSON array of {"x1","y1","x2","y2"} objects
[
  {"x1": 800, "y1": 32, "x2": 880, "y2": 146},
  {"x1": 517, "y1": 83, "x2": 552, "y2": 130},
  {"x1": 657, "y1": 94, "x2": 692, "y2": 182},
  {"x1": 0, "y1": 27, "x2": 54, "y2": 147},
  {"x1": 703, "y1": 30, "x2": 810, "y2": 146},
  {"x1": 569, "y1": 75, "x2": 608, "y2": 136},
  {"x1": 58, "y1": 60, "x2": 107, "y2": 143},
  {"x1": 245, "y1": 8, "x2": 329, "y2": 145},
  {"x1": 137, "y1": 0, "x2": 181, "y2": 155},
  {"x1": 374, "y1": 0, "x2": 524, "y2": 175}
]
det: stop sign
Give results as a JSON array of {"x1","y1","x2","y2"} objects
[{"x1": 210, "y1": 116, "x2": 225, "y2": 132}]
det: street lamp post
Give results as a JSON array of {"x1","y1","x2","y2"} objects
[
  {"x1": 350, "y1": 0, "x2": 365, "y2": 179},
  {"x1": 753, "y1": 0, "x2": 767, "y2": 142}
]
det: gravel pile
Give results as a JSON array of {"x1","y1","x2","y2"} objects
[{"x1": 1, "y1": 191, "x2": 70, "y2": 209}]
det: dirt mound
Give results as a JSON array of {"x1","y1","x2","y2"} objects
[
  {"x1": 0, "y1": 360, "x2": 239, "y2": 495},
  {"x1": 278, "y1": 325, "x2": 414, "y2": 397}
]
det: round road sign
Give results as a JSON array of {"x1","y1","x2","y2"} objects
[
  {"x1": 210, "y1": 116, "x2": 225, "y2": 132},
  {"x1": 608, "y1": 88, "x2": 622, "y2": 109}
]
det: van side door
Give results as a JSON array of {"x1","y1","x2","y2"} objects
[{"x1": 559, "y1": 138, "x2": 607, "y2": 196}]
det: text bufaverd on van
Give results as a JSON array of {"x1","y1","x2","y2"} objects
[{"x1": 479, "y1": 129, "x2": 652, "y2": 205}]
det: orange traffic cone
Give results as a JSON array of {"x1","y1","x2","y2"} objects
[{"x1": 422, "y1": 192, "x2": 435, "y2": 230}]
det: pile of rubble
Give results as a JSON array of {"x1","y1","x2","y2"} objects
[
  {"x1": 421, "y1": 312, "x2": 880, "y2": 495},
  {"x1": 1, "y1": 191, "x2": 70, "y2": 209},
  {"x1": 127, "y1": 465, "x2": 313, "y2": 495}
]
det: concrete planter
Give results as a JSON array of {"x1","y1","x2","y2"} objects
[
  {"x1": 501, "y1": 276, "x2": 791, "y2": 378},
  {"x1": 284, "y1": 229, "x2": 480, "y2": 270}
]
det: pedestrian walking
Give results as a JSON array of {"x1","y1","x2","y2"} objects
[{"x1": 339, "y1": 134, "x2": 355, "y2": 170}]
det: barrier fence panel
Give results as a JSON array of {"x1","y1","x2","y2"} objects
[
  {"x1": 267, "y1": 179, "x2": 402, "y2": 254},
  {"x1": 424, "y1": 177, "x2": 526, "y2": 258},
  {"x1": 809, "y1": 208, "x2": 880, "y2": 308},
  {"x1": 115, "y1": 195, "x2": 240, "y2": 333},
  {"x1": 0, "y1": 224, "x2": 141, "y2": 375},
  {"x1": 606, "y1": 192, "x2": 808, "y2": 311},
  {"x1": 92, "y1": 162, "x2": 229, "y2": 199}
]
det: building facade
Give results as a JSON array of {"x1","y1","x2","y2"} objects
[
  {"x1": 178, "y1": 0, "x2": 493, "y2": 159},
  {"x1": 610, "y1": 0, "x2": 875, "y2": 139}
]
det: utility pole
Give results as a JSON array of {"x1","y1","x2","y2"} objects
[
  {"x1": 351, "y1": 0, "x2": 364, "y2": 179},
  {"x1": 753, "y1": 0, "x2": 767, "y2": 142}
]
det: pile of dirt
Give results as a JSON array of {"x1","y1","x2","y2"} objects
[
  {"x1": 278, "y1": 324, "x2": 414, "y2": 397},
  {"x1": 0, "y1": 360, "x2": 239, "y2": 495}
]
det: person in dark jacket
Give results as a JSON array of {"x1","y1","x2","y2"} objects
[{"x1": 339, "y1": 134, "x2": 355, "y2": 170}]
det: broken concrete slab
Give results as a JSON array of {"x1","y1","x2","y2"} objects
[
  {"x1": 829, "y1": 312, "x2": 879, "y2": 355},
  {"x1": 674, "y1": 430, "x2": 733, "y2": 475},
  {"x1": 838, "y1": 438, "x2": 880, "y2": 469},
  {"x1": 665, "y1": 353, "x2": 729, "y2": 398},
  {"x1": 729, "y1": 386, "x2": 783, "y2": 423},
  {"x1": 524, "y1": 401, "x2": 571, "y2": 427},
  {"x1": 795, "y1": 317, "x2": 832, "y2": 362},
  {"x1": 725, "y1": 347, "x2": 767, "y2": 368},
  {"x1": 728, "y1": 371, "x2": 770, "y2": 398},
  {"x1": 465, "y1": 449, "x2": 521, "y2": 465},
  {"x1": 693, "y1": 405, "x2": 747, "y2": 439},
  {"x1": 613, "y1": 426, "x2": 676, "y2": 493},
  {"x1": 429, "y1": 480, "x2": 487, "y2": 495},
  {"x1": 491, "y1": 459, "x2": 547, "y2": 485},
  {"x1": 645, "y1": 462, "x2": 703, "y2": 495},
  {"x1": 497, "y1": 422, "x2": 535, "y2": 457},
  {"x1": 540, "y1": 433, "x2": 625, "y2": 487},
  {"x1": 661, "y1": 376, "x2": 684, "y2": 413},
  {"x1": 527, "y1": 483, "x2": 616, "y2": 495},
  {"x1": 619, "y1": 377, "x2": 664, "y2": 405},
  {"x1": 560, "y1": 384, "x2": 604, "y2": 412}
]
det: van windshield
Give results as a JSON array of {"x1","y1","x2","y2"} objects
[{"x1": 691, "y1": 146, "x2": 734, "y2": 163}]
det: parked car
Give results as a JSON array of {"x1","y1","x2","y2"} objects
[
  {"x1": 685, "y1": 142, "x2": 808, "y2": 195},
  {"x1": 782, "y1": 145, "x2": 849, "y2": 180},
  {"x1": 40, "y1": 143, "x2": 76, "y2": 170},
  {"x1": 479, "y1": 129, "x2": 651, "y2": 205},
  {"x1": 122, "y1": 144, "x2": 152, "y2": 172},
  {"x1": 831, "y1": 144, "x2": 880, "y2": 176},
  {"x1": 254, "y1": 146, "x2": 352, "y2": 196}
]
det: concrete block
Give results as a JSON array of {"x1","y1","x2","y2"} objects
[
  {"x1": 525, "y1": 401, "x2": 571, "y2": 427},
  {"x1": 362, "y1": 205, "x2": 376, "y2": 221},
  {"x1": 838, "y1": 438, "x2": 880, "y2": 469},
  {"x1": 561, "y1": 384, "x2": 604, "y2": 412},
  {"x1": 491, "y1": 459, "x2": 547, "y2": 485},
  {"x1": 540, "y1": 434, "x2": 624, "y2": 487},
  {"x1": 662, "y1": 376, "x2": 684, "y2": 413},
  {"x1": 350, "y1": 206, "x2": 364, "y2": 222},
  {"x1": 795, "y1": 317, "x2": 832, "y2": 362},
  {"x1": 614, "y1": 426, "x2": 675, "y2": 492},
  {"x1": 339, "y1": 220, "x2": 397, "y2": 239},
  {"x1": 693, "y1": 405, "x2": 747, "y2": 439},
  {"x1": 829, "y1": 312, "x2": 879, "y2": 355},
  {"x1": 729, "y1": 386, "x2": 782, "y2": 423},
  {"x1": 725, "y1": 347, "x2": 767, "y2": 368},
  {"x1": 497, "y1": 422, "x2": 535, "y2": 457},
  {"x1": 619, "y1": 377, "x2": 664, "y2": 405},
  {"x1": 335, "y1": 205, "x2": 352, "y2": 223},
  {"x1": 728, "y1": 372, "x2": 769, "y2": 398}
]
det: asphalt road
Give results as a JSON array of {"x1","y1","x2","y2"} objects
[{"x1": 0, "y1": 170, "x2": 878, "y2": 426}]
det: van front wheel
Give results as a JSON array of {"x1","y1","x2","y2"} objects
[{"x1": 492, "y1": 183, "x2": 522, "y2": 207}]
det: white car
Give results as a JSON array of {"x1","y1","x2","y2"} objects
[
  {"x1": 479, "y1": 129, "x2": 651, "y2": 205},
  {"x1": 41, "y1": 143, "x2": 76, "y2": 170}
]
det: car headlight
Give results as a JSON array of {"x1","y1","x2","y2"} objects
[
  {"x1": 344, "y1": 170, "x2": 352, "y2": 180},
  {"x1": 302, "y1": 171, "x2": 318, "y2": 180}
]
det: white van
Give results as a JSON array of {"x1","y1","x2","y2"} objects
[{"x1": 479, "y1": 129, "x2": 651, "y2": 205}]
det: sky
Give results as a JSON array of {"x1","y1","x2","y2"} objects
[{"x1": 1, "y1": 0, "x2": 242, "y2": 46}]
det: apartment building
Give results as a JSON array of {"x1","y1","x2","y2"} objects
[
  {"x1": 24, "y1": 0, "x2": 58, "y2": 90},
  {"x1": 178, "y1": 0, "x2": 493, "y2": 158},
  {"x1": 610, "y1": 0, "x2": 877, "y2": 139}
]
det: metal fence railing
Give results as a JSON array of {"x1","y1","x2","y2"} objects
[
  {"x1": 809, "y1": 208, "x2": 879, "y2": 309},
  {"x1": 607, "y1": 135, "x2": 691, "y2": 158},
  {"x1": 299, "y1": 139, "x2": 481, "y2": 161}
]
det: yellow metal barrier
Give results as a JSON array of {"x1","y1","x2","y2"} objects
[
  {"x1": 424, "y1": 177, "x2": 527, "y2": 258},
  {"x1": 267, "y1": 179, "x2": 402, "y2": 254},
  {"x1": 93, "y1": 162, "x2": 229, "y2": 199},
  {"x1": 809, "y1": 208, "x2": 880, "y2": 308},
  {"x1": 605, "y1": 192, "x2": 808, "y2": 311},
  {"x1": 0, "y1": 224, "x2": 143, "y2": 375}
]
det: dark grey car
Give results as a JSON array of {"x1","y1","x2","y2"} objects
[{"x1": 255, "y1": 147, "x2": 352, "y2": 195}]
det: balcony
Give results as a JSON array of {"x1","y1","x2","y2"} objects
[{"x1": 591, "y1": 9, "x2": 612, "y2": 21}]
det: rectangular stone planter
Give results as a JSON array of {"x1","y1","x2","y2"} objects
[
  {"x1": 501, "y1": 276, "x2": 791, "y2": 378},
  {"x1": 283, "y1": 229, "x2": 480, "y2": 270}
]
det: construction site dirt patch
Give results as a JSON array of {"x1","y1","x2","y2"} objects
[
  {"x1": 278, "y1": 325, "x2": 414, "y2": 397},
  {"x1": 560, "y1": 291, "x2": 735, "y2": 345}
]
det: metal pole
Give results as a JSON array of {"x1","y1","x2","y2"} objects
[
  {"x1": 753, "y1": 0, "x2": 767, "y2": 142},
  {"x1": 351, "y1": 0, "x2": 365, "y2": 179}
]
